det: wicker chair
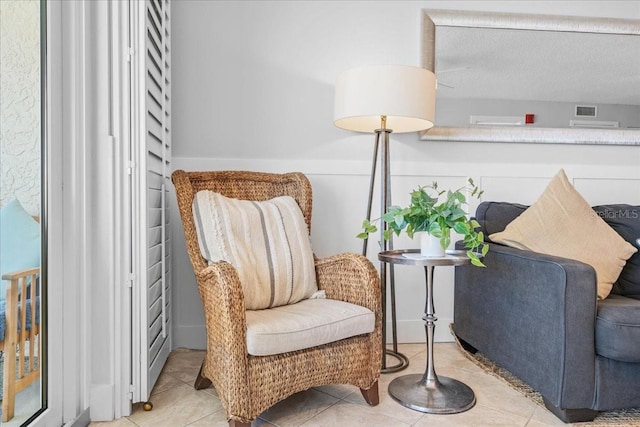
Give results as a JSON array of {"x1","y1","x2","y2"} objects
[{"x1": 171, "y1": 170, "x2": 382, "y2": 427}]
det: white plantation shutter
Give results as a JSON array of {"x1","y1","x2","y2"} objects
[{"x1": 131, "y1": 0, "x2": 172, "y2": 403}]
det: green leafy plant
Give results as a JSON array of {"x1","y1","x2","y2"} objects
[{"x1": 358, "y1": 178, "x2": 489, "y2": 267}]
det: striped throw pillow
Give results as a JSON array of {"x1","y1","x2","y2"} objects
[{"x1": 192, "y1": 191, "x2": 318, "y2": 310}]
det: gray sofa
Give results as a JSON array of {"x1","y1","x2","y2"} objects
[{"x1": 453, "y1": 201, "x2": 640, "y2": 423}]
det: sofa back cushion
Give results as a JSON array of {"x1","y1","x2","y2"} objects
[
  {"x1": 593, "y1": 205, "x2": 640, "y2": 299},
  {"x1": 475, "y1": 201, "x2": 528, "y2": 237}
]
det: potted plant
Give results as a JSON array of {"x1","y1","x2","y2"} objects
[{"x1": 358, "y1": 178, "x2": 489, "y2": 267}]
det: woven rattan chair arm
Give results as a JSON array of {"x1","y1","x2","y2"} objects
[
  {"x1": 196, "y1": 262, "x2": 249, "y2": 356},
  {"x1": 314, "y1": 253, "x2": 381, "y2": 318}
]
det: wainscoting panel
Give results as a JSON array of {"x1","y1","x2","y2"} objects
[
  {"x1": 575, "y1": 178, "x2": 640, "y2": 205},
  {"x1": 171, "y1": 157, "x2": 640, "y2": 348},
  {"x1": 479, "y1": 176, "x2": 552, "y2": 205}
]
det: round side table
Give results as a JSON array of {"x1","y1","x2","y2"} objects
[{"x1": 378, "y1": 249, "x2": 476, "y2": 414}]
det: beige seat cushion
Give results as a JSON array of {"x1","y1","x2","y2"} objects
[
  {"x1": 490, "y1": 169, "x2": 637, "y2": 299},
  {"x1": 245, "y1": 298, "x2": 375, "y2": 356},
  {"x1": 192, "y1": 191, "x2": 317, "y2": 310}
]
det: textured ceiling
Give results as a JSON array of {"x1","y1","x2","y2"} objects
[{"x1": 435, "y1": 26, "x2": 640, "y2": 106}]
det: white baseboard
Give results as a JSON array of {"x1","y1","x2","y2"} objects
[{"x1": 88, "y1": 384, "x2": 114, "y2": 422}]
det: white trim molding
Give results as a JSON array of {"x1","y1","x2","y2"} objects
[{"x1": 423, "y1": 126, "x2": 640, "y2": 145}]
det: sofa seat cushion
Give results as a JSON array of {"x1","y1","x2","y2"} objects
[
  {"x1": 245, "y1": 298, "x2": 375, "y2": 356},
  {"x1": 596, "y1": 294, "x2": 640, "y2": 362}
]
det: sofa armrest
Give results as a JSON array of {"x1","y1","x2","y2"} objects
[{"x1": 454, "y1": 241, "x2": 597, "y2": 410}]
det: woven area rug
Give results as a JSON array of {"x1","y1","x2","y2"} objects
[{"x1": 454, "y1": 335, "x2": 640, "y2": 426}]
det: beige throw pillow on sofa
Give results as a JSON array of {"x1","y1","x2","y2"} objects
[
  {"x1": 192, "y1": 190, "x2": 318, "y2": 310},
  {"x1": 490, "y1": 169, "x2": 637, "y2": 299}
]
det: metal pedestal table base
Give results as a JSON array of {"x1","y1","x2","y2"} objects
[
  {"x1": 388, "y1": 374, "x2": 476, "y2": 414},
  {"x1": 379, "y1": 250, "x2": 477, "y2": 414}
]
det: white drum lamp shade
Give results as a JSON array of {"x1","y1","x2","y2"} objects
[{"x1": 333, "y1": 65, "x2": 436, "y2": 133}]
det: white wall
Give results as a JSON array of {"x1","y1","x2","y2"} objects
[
  {"x1": 171, "y1": 1, "x2": 640, "y2": 348},
  {"x1": 0, "y1": 0, "x2": 41, "y2": 215}
]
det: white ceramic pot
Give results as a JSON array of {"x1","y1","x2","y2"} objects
[{"x1": 419, "y1": 232, "x2": 446, "y2": 257}]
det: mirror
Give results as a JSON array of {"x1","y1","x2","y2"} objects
[{"x1": 420, "y1": 9, "x2": 640, "y2": 145}]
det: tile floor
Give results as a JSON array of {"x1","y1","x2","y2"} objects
[{"x1": 90, "y1": 343, "x2": 570, "y2": 427}]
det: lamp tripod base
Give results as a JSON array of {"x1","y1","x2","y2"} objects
[{"x1": 383, "y1": 348, "x2": 410, "y2": 374}]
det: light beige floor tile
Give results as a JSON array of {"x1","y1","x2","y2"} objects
[
  {"x1": 389, "y1": 343, "x2": 426, "y2": 359},
  {"x1": 413, "y1": 403, "x2": 530, "y2": 427},
  {"x1": 184, "y1": 411, "x2": 229, "y2": 427},
  {"x1": 405, "y1": 342, "x2": 480, "y2": 375},
  {"x1": 86, "y1": 345, "x2": 580, "y2": 427},
  {"x1": 250, "y1": 418, "x2": 279, "y2": 427},
  {"x1": 527, "y1": 405, "x2": 570, "y2": 426},
  {"x1": 343, "y1": 377, "x2": 425, "y2": 425},
  {"x1": 436, "y1": 342, "x2": 480, "y2": 366},
  {"x1": 90, "y1": 418, "x2": 138, "y2": 426},
  {"x1": 298, "y1": 400, "x2": 412, "y2": 427},
  {"x1": 258, "y1": 388, "x2": 340, "y2": 427},
  {"x1": 423, "y1": 365, "x2": 479, "y2": 385},
  {"x1": 395, "y1": 345, "x2": 538, "y2": 421},
  {"x1": 398, "y1": 353, "x2": 477, "y2": 382},
  {"x1": 312, "y1": 383, "x2": 357, "y2": 400},
  {"x1": 462, "y1": 369, "x2": 538, "y2": 420},
  {"x1": 185, "y1": 408, "x2": 279, "y2": 427},
  {"x1": 373, "y1": 343, "x2": 537, "y2": 425},
  {"x1": 128, "y1": 382, "x2": 222, "y2": 427},
  {"x1": 151, "y1": 371, "x2": 187, "y2": 396},
  {"x1": 526, "y1": 419, "x2": 561, "y2": 427},
  {"x1": 444, "y1": 357, "x2": 486, "y2": 375},
  {"x1": 173, "y1": 401, "x2": 279, "y2": 427},
  {"x1": 161, "y1": 348, "x2": 206, "y2": 385}
]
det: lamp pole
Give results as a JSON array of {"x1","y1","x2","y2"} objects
[{"x1": 362, "y1": 115, "x2": 408, "y2": 373}]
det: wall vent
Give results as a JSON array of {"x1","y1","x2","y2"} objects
[
  {"x1": 570, "y1": 120, "x2": 619, "y2": 129},
  {"x1": 575, "y1": 105, "x2": 597, "y2": 117},
  {"x1": 469, "y1": 115, "x2": 524, "y2": 126}
]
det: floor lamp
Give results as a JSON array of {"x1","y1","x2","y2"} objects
[{"x1": 334, "y1": 65, "x2": 436, "y2": 373}]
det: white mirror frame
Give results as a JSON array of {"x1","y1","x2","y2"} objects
[{"x1": 420, "y1": 9, "x2": 640, "y2": 145}]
